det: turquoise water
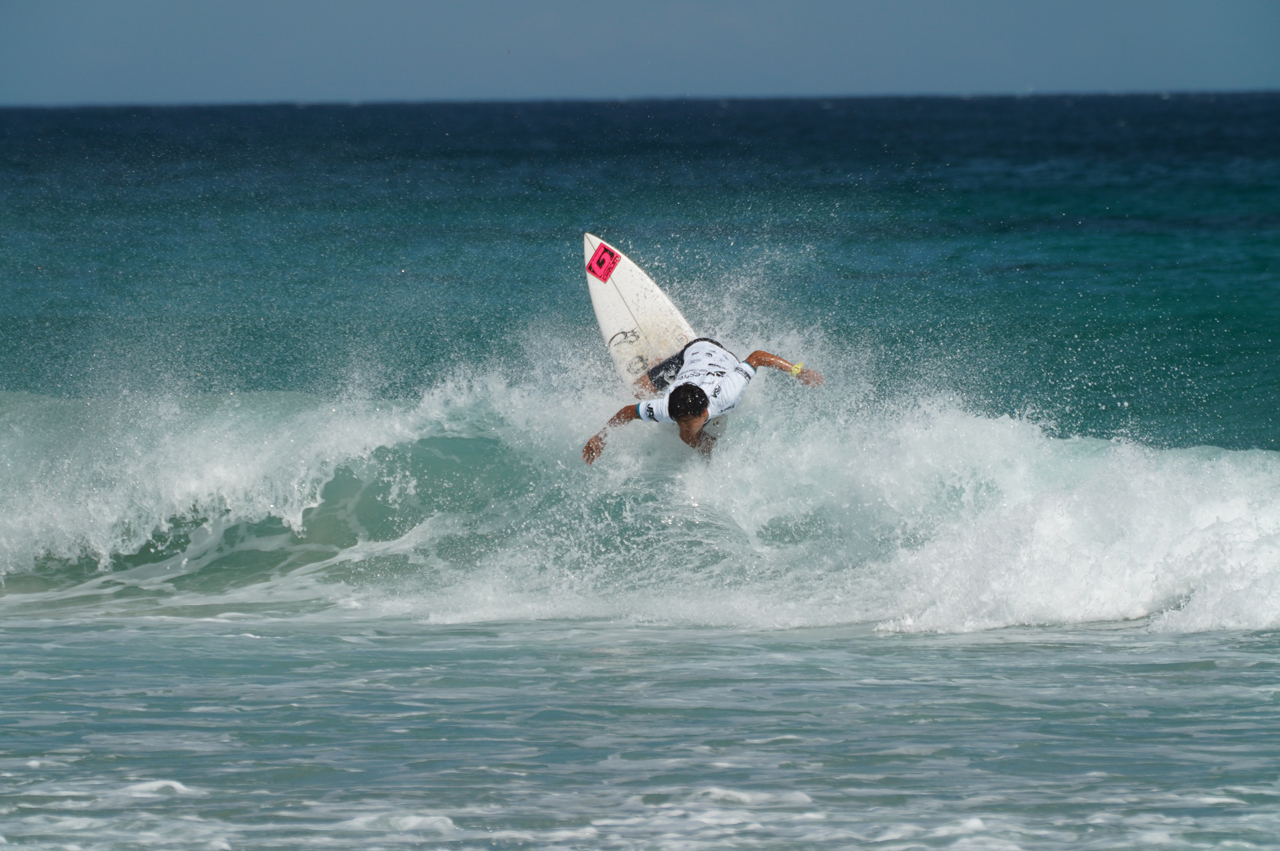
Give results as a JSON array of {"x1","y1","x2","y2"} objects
[
  {"x1": 5, "y1": 622, "x2": 1280, "y2": 849},
  {"x1": 2, "y1": 95, "x2": 1280, "y2": 848}
]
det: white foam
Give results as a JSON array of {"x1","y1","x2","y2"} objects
[
  {"x1": 124, "y1": 779, "x2": 202, "y2": 797},
  {"x1": 334, "y1": 812, "x2": 455, "y2": 832},
  {"x1": 845, "y1": 407, "x2": 1280, "y2": 633},
  {"x1": 418, "y1": 387, "x2": 1280, "y2": 633},
  {"x1": 4, "y1": 358, "x2": 1279, "y2": 634},
  {"x1": 690, "y1": 788, "x2": 814, "y2": 806}
]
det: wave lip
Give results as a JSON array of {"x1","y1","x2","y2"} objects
[{"x1": 0, "y1": 389, "x2": 430, "y2": 577}]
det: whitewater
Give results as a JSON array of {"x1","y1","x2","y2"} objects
[
  {"x1": 4, "y1": 366, "x2": 1279, "y2": 634},
  {"x1": 2, "y1": 95, "x2": 1279, "y2": 848}
]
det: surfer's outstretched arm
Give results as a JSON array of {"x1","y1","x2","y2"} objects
[
  {"x1": 745, "y1": 351, "x2": 824, "y2": 386},
  {"x1": 583, "y1": 404, "x2": 640, "y2": 465}
]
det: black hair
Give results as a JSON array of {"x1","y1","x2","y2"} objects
[{"x1": 668, "y1": 383, "x2": 709, "y2": 421}]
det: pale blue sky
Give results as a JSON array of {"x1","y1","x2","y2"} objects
[{"x1": 2, "y1": 0, "x2": 1277, "y2": 106}]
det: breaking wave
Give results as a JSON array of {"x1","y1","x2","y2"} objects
[{"x1": 3, "y1": 333, "x2": 1278, "y2": 633}]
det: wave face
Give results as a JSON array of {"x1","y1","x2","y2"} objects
[{"x1": 2, "y1": 96, "x2": 1279, "y2": 631}]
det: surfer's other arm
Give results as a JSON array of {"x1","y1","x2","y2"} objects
[
  {"x1": 582, "y1": 404, "x2": 640, "y2": 465},
  {"x1": 744, "y1": 351, "x2": 824, "y2": 385}
]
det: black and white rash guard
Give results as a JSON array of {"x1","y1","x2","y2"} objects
[{"x1": 636, "y1": 340, "x2": 755, "y2": 424}]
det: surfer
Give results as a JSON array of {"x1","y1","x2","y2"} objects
[{"x1": 582, "y1": 338, "x2": 822, "y2": 464}]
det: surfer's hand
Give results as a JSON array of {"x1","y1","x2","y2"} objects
[
  {"x1": 584, "y1": 405, "x2": 639, "y2": 464},
  {"x1": 797, "y1": 368, "x2": 823, "y2": 386},
  {"x1": 583, "y1": 433, "x2": 606, "y2": 464}
]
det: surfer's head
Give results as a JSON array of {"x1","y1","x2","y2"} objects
[{"x1": 669, "y1": 383, "x2": 709, "y2": 422}]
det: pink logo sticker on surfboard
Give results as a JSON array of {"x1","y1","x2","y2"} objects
[{"x1": 587, "y1": 243, "x2": 621, "y2": 282}]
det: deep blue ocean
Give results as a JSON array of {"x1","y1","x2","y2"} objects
[{"x1": 2, "y1": 94, "x2": 1279, "y2": 849}]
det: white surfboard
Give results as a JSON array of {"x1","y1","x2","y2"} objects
[{"x1": 583, "y1": 233, "x2": 695, "y2": 387}]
